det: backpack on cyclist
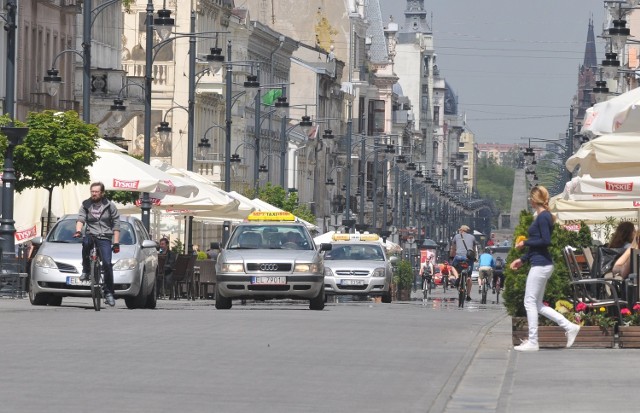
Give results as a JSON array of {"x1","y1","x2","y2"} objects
[{"x1": 495, "y1": 257, "x2": 504, "y2": 270}]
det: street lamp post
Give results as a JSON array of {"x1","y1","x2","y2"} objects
[
  {"x1": 82, "y1": 0, "x2": 92, "y2": 123},
  {"x1": 224, "y1": 40, "x2": 233, "y2": 192},
  {"x1": 345, "y1": 102, "x2": 353, "y2": 226},
  {"x1": 4, "y1": 0, "x2": 16, "y2": 120},
  {"x1": 254, "y1": 66, "x2": 262, "y2": 195},
  {"x1": 0, "y1": 127, "x2": 29, "y2": 258}
]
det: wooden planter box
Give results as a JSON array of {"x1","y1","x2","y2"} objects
[
  {"x1": 618, "y1": 326, "x2": 640, "y2": 348},
  {"x1": 512, "y1": 318, "x2": 614, "y2": 348}
]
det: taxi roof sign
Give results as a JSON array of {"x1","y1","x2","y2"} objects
[
  {"x1": 331, "y1": 233, "x2": 380, "y2": 242},
  {"x1": 247, "y1": 211, "x2": 297, "y2": 222}
]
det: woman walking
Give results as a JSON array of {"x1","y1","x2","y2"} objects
[{"x1": 510, "y1": 185, "x2": 581, "y2": 352}]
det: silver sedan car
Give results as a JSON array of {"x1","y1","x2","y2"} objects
[
  {"x1": 213, "y1": 221, "x2": 331, "y2": 310},
  {"x1": 29, "y1": 215, "x2": 158, "y2": 309},
  {"x1": 323, "y1": 241, "x2": 396, "y2": 303}
]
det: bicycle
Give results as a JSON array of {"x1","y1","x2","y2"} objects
[
  {"x1": 479, "y1": 268, "x2": 492, "y2": 305},
  {"x1": 441, "y1": 274, "x2": 448, "y2": 293},
  {"x1": 494, "y1": 271, "x2": 503, "y2": 304},
  {"x1": 88, "y1": 236, "x2": 104, "y2": 312},
  {"x1": 422, "y1": 275, "x2": 432, "y2": 302},
  {"x1": 456, "y1": 261, "x2": 470, "y2": 308}
]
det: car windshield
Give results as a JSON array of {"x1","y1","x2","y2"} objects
[
  {"x1": 227, "y1": 225, "x2": 313, "y2": 250},
  {"x1": 48, "y1": 219, "x2": 135, "y2": 245},
  {"x1": 324, "y1": 244, "x2": 385, "y2": 261}
]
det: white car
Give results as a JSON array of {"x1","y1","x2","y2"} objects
[
  {"x1": 471, "y1": 262, "x2": 479, "y2": 283},
  {"x1": 322, "y1": 234, "x2": 397, "y2": 303}
]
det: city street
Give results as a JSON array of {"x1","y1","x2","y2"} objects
[
  {"x1": 3, "y1": 286, "x2": 639, "y2": 412},
  {"x1": 0, "y1": 287, "x2": 506, "y2": 413}
]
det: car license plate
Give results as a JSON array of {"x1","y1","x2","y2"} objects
[
  {"x1": 341, "y1": 279, "x2": 364, "y2": 286},
  {"x1": 66, "y1": 276, "x2": 90, "y2": 286},
  {"x1": 251, "y1": 276, "x2": 286, "y2": 285}
]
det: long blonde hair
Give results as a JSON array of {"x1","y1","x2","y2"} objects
[{"x1": 530, "y1": 185, "x2": 557, "y2": 223}]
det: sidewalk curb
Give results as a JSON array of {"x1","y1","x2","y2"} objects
[{"x1": 428, "y1": 313, "x2": 507, "y2": 412}]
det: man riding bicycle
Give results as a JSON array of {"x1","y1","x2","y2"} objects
[
  {"x1": 74, "y1": 182, "x2": 120, "y2": 307},
  {"x1": 478, "y1": 247, "x2": 495, "y2": 294},
  {"x1": 450, "y1": 224, "x2": 478, "y2": 301}
]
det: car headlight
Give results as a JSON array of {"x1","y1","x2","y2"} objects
[
  {"x1": 113, "y1": 258, "x2": 138, "y2": 271},
  {"x1": 221, "y1": 263, "x2": 244, "y2": 272},
  {"x1": 324, "y1": 267, "x2": 334, "y2": 277},
  {"x1": 372, "y1": 268, "x2": 386, "y2": 278},
  {"x1": 33, "y1": 255, "x2": 56, "y2": 269},
  {"x1": 294, "y1": 263, "x2": 320, "y2": 273}
]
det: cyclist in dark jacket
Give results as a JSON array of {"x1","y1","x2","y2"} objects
[{"x1": 74, "y1": 182, "x2": 120, "y2": 307}]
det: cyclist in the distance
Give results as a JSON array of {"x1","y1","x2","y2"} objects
[
  {"x1": 451, "y1": 224, "x2": 478, "y2": 301},
  {"x1": 478, "y1": 247, "x2": 495, "y2": 294},
  {"x1": 73, "y1": 182, "x2": 121, "y2": 307}
]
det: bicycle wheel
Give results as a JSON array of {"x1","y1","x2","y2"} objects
[
  {"x1": 458, "y1": 274, "x2": 465, "y2": 308},
  {"x1": 427, "y1": 277, "x2": 432, "y2": 296},
  {"x1": 442, "y1": 276, "x2": 447, "y2": 292},
  {"x1": 90, "y1": 259, "x2": 101, "y2": 311},
  {"x1": 422, "y1": 279, "x2": 428, "y2": 301},
  {"x1": 481, "y1": 277, "x2": 488, "y2": 304},
  {"x1": 495, "y1": 279, "x2": 501, "y2": 304}
]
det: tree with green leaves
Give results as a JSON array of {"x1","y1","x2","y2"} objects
[
  {"x1": 0, "y1": 110, "x2": 98, "y2": 229},
  {"x1": 255, "y1": 183, "x2": 316, "y2": 224}
]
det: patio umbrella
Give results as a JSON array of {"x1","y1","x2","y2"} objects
[
  {"x1": 581, "y1": 87, "x2": 640, "y2": 137},
  {"x1": 565, "y1": 133, "x2": 640, "y2": 178},
  {"x1": 561, "y1": 174, "x2": 640, "y2": 200},
  {"x1": 91, "y1": 139, "x2": 199, "y2": 197},
  {"x1": 550, "y1": 195, "x2": 640, "y2": 225}
]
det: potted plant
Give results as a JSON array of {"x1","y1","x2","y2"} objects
[
  {"x1": 393, "y1": 260, "x2": 414, "y2": 301},
  {"x1": 513, "y1": 300, "x2": 616, "y2": 348},
  {"x1": 618, "y1": 304, "x2": 640, "y2": 348}
]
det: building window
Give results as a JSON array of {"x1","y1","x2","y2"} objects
[
  {"x1": 433, "y1": 105, "x2": 439, "y2": 125},
  {"x1": 368, "y1": 100, "x2": 385, "y2": 135}
]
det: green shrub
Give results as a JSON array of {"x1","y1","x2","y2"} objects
[
  {"x1": 393, "y1": 260, "x2": 414, "y2": 289},
  {"x1": 503, "y1": 211, "x2": 592, "y2": 317},
  {"x1": 196, "y1": 251, "x2": 208, "y2": 260}
]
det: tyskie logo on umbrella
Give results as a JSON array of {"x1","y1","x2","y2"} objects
[
  {"x1": 605, "y1": 181, "x2": 633, "y2": 192},
  {"x1": 113, "y1": 178, "x2": 140, "y2": 189}
]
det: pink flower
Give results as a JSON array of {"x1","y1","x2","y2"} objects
[
  {"x1": 576, "y1": 302, "x2": 587, "y2": 312},
  {"x1": 633, "y1": 303, "x2": 640, "y2": 312},
  {"x1": 621, "y1": 308, "x2": 632, "y2": 316}
]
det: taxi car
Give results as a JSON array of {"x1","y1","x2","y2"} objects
[
  {"x1": 322, "y1": 233, "x2": 396, "y2": 303},
  {"x1": 212, "y1": 211, "x2": 331, "y2": 310}
]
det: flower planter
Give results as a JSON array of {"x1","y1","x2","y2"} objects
[
  {"x1": 512, "y1": 317, "x2": 614, "y2": 348},
  {"x1": 618, "y1": 326, "x2": 640, "y2": 348}
]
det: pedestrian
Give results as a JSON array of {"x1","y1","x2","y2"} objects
[
  {"x1": 510, "y1": 185, "x2": 580, "y2": 352},
  {"x1": 206, "y1": 242, "x2": 218, "y2": 260},
  {"x1": 158, "y1": 237, "x2": 176, "y2": 298}
]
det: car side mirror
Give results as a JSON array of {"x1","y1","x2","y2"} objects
[
  {"x1": 319, "y1": 243, "x2": 332, "y2": 251},
  {"x1": 31, "y1": 236, "x2": 43, "y2": 246},
  {"x1": 142, "y1": 240, "x2": 158, "y2": 249},
  {"x1": 389, "y1": 256, "x2": 399, "y2": 265}
]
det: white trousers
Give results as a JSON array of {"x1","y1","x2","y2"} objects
[{"x1": 524, "y1": 264, "x2": 572, "y2": 345}]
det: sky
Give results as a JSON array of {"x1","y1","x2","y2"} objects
[{"x1": 379, "y1": 0, "x2": 607, "y2": 144}]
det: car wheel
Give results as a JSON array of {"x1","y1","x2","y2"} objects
[
  {"x1": 47, "y1": 295, "x2": 63, "y2": 306},
  {"x1": 309, "y1": 287, "x2": 325, "y2": 310},
  {"x1": 125, "y1": 274, "x2": 147, "y2": 309},
  {"x1": 215, "y1": 284, "x2": 232, "y2": 309},
  {"x1": 381, "y1": 290, "x2": 392, "y2": 303},
  {"x1": 29, "y1": 282, "x2": 49, "y2": 306},
  {"x1": 144, "y1": 278, "x2": 157, "y2": 309}
]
